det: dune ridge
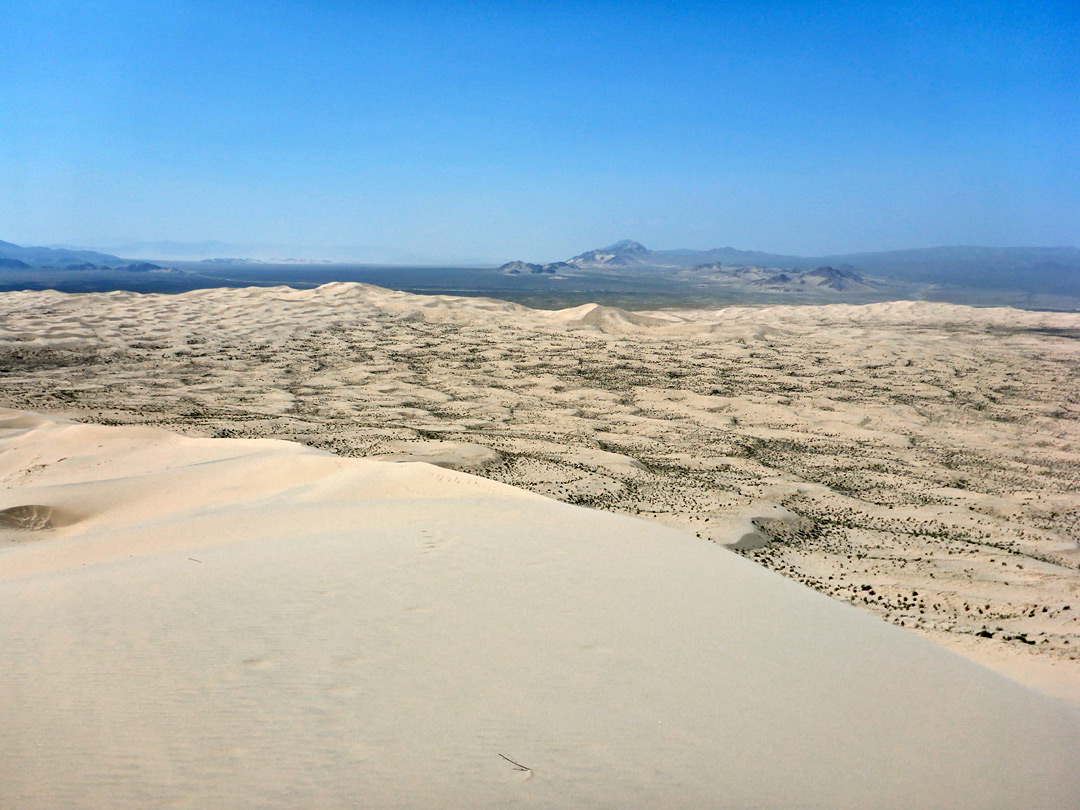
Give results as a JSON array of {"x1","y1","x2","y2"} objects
[{"x1": 3, "y1": 282, "x2": 1079, "y2": 348}]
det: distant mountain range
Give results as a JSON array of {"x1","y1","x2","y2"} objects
[
  {"x1": 554, "y1": 239, "x2": 811, "y2": 269},
  {"x1": 688, "y1": 262, "x2": 884, "y2": 293},
  {"x1": 6, "y1": 236, "x2": 1079, "y2": 300},
  {"x1": 0, "y1": 240, "x2": 126, "y2": 268},
  {"x1": 51, "y1": 240, "x2": 500, "y2": 265},
  {"x1": 497, "y1": 240, "x2": 1080, "y2": 296},
  {"x1": 0, "y1": 240, "x2": 171, "y2": 274}
]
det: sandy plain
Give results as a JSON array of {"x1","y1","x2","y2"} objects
[{"x1": 2, "y1": 282, "x2": 1079, "y2": 708}]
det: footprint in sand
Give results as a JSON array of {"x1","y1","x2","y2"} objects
[{"x1": 419, "y1": 529, "x2": 449, "y2": 554}]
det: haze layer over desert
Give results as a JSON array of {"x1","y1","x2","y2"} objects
[{"x1": 3, "y1": 283, "x2": 1080, "y2": 807}]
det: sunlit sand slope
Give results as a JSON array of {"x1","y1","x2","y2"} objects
[{"x1": 2, "y1": 410, "x2": 1078, "y2": 809}]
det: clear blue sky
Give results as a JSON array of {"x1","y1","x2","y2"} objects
[{"x1": 2, "y1": 0, "x2": 1077, "y2": 262}]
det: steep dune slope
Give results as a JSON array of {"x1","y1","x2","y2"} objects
[{"x1": 2, "y1": 410, "x2": 1079, "y2": 809}]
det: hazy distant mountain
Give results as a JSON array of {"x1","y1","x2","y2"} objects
[
  {"x1": 566, "y1": 240, "x2": 804, "y2": 269},
  {"x1": 562, "y1": 240, "x2": 1080, "y2": 296},
  {"x1": 0, "y1": 241, "x2": 176, "y2": 276},
  {"x1": 0, "y1": 240, "x2": 123, "y2": 267},
  {"x1": 812, "y1": 246, "x2": 1080, "y2": 294},
  {"x1": 690, "y1": 262, "x2": 886, "y2": 294},
  {"x1": 568, "y1": 240, "x2": 654, "y2": 268},
  {"x1": 56, "y1": 240, "x2": 503, "y2": 265},
  {"x1": 655, "y1": 246, "x2": 806, "y2": 267}
]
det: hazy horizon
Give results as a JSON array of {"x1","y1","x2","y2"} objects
[
  {"x1": 2, "y1": 1, "x2": 1077, "y2": 263},
  {"x1": 31, "y1": 236, "x2": 1080, "y2": 267}
]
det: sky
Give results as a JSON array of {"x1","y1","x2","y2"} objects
[{"x1": 1, "y1": 0, "x2": 1077, "y2": 263}]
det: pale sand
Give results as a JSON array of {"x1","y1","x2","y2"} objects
[
  {"x1": 2, "y1": 283, "x2": 1079, "y2": 707},
  {"x1": 2, "y1": 409, "x2": 1079, "y2": 808}
]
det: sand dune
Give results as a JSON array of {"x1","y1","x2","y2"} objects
[
  {"x1": 2, "y1": 282, "x2": 1079, "y2": 708},
  {"x1": 2, "y1": 409, "x2": 1079, "y2": 809},
  {"x1": 4, "y1": 282, "x2": 1078, "y2": 346}
]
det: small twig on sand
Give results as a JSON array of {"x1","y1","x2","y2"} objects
[
  {"x1": 498, "y1": 753, "x2": 531, "y2": 771},
  {"x1": 188, "y1": 557, "x2": 203, "y2": 563}
]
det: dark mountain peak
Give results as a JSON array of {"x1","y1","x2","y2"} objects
[
  {"x1": 800, "y1": 265, "x2": 871, "y2": 291},
  {"x1": 498, "y1": 260, "x2": 570, "y2": 275},
  {"x1": 805, "y1": 265, "x2": 864, "y2": 282}
]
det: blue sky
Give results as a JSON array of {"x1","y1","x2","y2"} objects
[{"x1": 1, "y1": 0, "x2": 1077, "y2": 262}]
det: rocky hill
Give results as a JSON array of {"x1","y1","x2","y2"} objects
[{"x1": 497, "y1": 260, "x2": 573, "y2": 275}]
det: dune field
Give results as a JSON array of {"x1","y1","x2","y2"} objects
[
  {"x1": 1, "y1": 283, "x2": 1078, "y2": 710},
  {"x1": 3, "y1": 283, "x2": 1078, "y2": 700}
]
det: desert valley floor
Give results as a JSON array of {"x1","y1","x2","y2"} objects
[{"x1": 3, "y1": 282, "x2": 1079, "y2": 703}]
